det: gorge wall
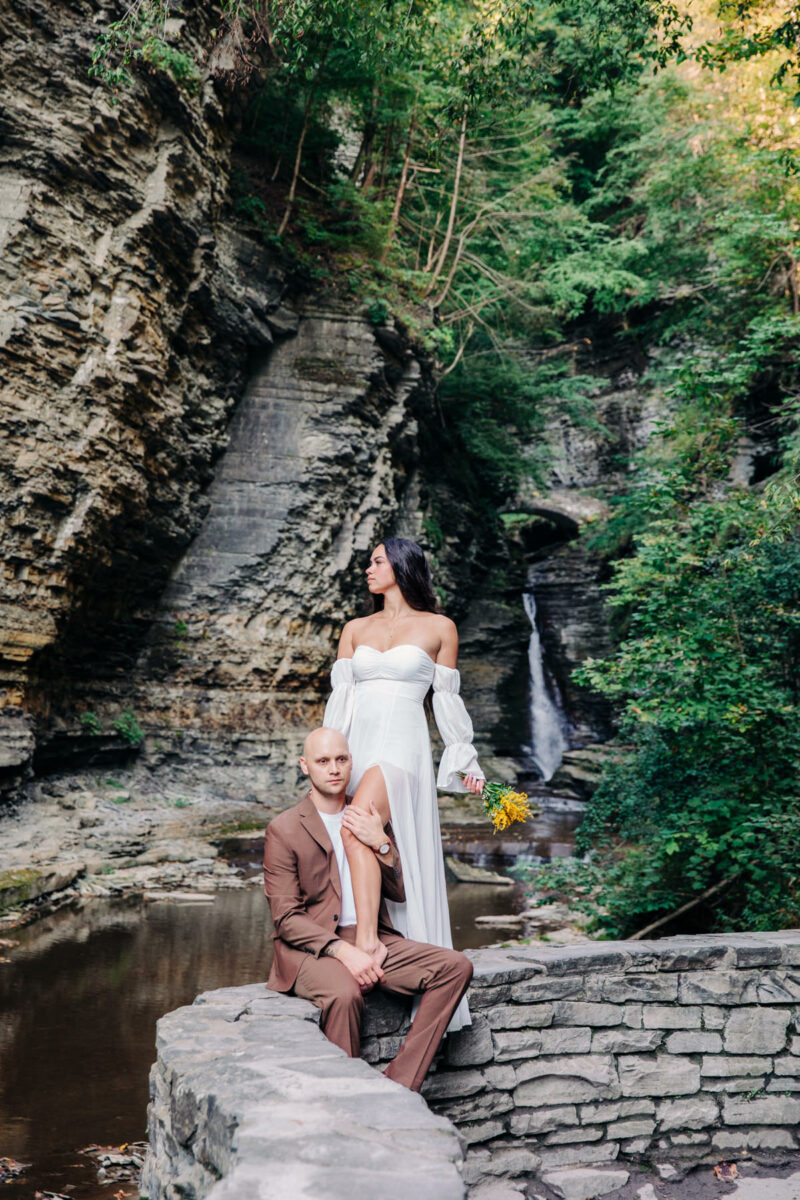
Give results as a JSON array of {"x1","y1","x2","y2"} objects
[
  {"x1": 143, "y1": 932, "x2": 800, "y2": 1200},
  {"x1": 0, "y1": 0, "x2": 288, "y2": 785},
  {"x1": 508, "y1": 332, "x2": 664, "y2": 757},
  {"x1": 0, "y1": 2, "x2": 463, "y2": 796},
  {"x1": 126, "y1": 307, "x2": 446, "y2": 796},
  {"x1": 0, "y1": 1, "x2": 663, "y2": 801}
]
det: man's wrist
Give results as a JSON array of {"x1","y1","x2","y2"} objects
[{"x1": 323, "y1": 940, "x2": 341, "y2": 958}]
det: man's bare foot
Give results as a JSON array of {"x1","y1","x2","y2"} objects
[{"x1": 358, "y1": 938, "x2": 388, "y2": 969}]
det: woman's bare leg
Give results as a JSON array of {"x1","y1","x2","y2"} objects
[{"x1": 341, "y1": 765, "x2": 391, "y2": 967}]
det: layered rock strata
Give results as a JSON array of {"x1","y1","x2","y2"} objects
[
  {"x1": 0, "y1": 1, "x2": 287, "y2": 783},
  {"x1": 120, "y1": 307, "x2": 441, "y2": 796},
  {"x1": 0, "y1": 4, "x2": 488, "y2": 797},
  {"x1": 144, "y1": 931, "x2": 800, "y2": 1199}
]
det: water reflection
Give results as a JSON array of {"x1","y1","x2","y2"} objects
[
  {"x1": 441, "y1": 804, "x2": 582, "y2": 871},
  {"x1": 0, "y1": 889, "x2": 273, "y2": 1200}
]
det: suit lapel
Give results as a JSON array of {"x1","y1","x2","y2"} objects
[{"x1": 298, "y1": 793, "x2": 342, "y2": 900}]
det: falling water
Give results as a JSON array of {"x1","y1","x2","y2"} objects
[{"x1": 523, "y1": 591, "x2": 568, "y2": 781}]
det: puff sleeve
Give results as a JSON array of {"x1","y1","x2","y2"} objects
[
  {"x1": 323, "y1": 657, "x2": 355, "y2": 738},
  {"x1": 432, "y1": 663, "x2": 485, "y2": 791}
]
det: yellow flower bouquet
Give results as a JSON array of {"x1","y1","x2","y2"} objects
[{"x1": 458, "y1": 773, "x2": 537, "y2": 832}]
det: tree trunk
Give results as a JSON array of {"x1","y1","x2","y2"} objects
[
  {"x1": 376, "y1": 120, "x2": 394, "y2": 199},
  {"x1": 627, "y1": 875, "x2": 739, "y2": 941},
  {"x1": 424, "y1": 195, "x2": 445, "y2": 272},
  {"x1": 277, "y1": 47, "x2": 329, "y2": 236},
  {"x1": 788, "y1": 251, "x2": 799, "y2": 316},
  {"x1": 380, "y1": 114, "x2": 415, "y2": 263},
  {"x1": 426, "y1": 109, "x2": 468, "y2": 295},
  {"x1": 353, "y1": 85, "x2": 379, "y2": 188}
]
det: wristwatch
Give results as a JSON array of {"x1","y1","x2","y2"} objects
[{"x1": 377, "y1": 841, "x2": 391, "y2": 856}]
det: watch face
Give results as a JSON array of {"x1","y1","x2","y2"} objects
[{"x1": 379, "y1": 842, "x2": 390, "y2": 854}]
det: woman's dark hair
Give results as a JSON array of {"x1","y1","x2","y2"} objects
[{"x1": 372, "y1": 537, "x2": 438, "y2": 613}]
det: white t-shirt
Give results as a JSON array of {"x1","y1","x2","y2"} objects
[{"x1": 318, "y1": 808, "x2": 357, "y2": 927}]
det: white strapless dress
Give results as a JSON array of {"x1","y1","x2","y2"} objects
[{"x1": 323, "y1": 643, "x2": 484, "y2": 1032}]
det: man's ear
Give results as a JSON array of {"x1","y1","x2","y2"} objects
[{"x1": 299, "y1": 756, "x2": 310, "y2": 777}]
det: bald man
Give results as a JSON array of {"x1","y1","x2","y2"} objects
[{"x1": 263, "y1": 727, "x2": 473, "y2": 1092}]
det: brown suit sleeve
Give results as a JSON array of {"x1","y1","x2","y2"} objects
[
  {"x1": 263, "y1": 822, "x2": 336, "y2": 957},
  {"x1": 379, "y1": 827, "x2": 405, "y2": 903}
]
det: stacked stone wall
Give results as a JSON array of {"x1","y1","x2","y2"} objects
[
  {"x1": 142, "y1": 932, "x2": 800, "y2": 1200},
  {"x1": 417, "y1": 934, "x2": 800, "y2": 1191}
]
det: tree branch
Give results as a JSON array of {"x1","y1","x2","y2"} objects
[{"x1": 627, "y1": 875, "x2": 740, "y2": 941}]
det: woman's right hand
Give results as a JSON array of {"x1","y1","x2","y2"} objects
[{"x1": 462, "y1": 774, "x2": 485, "y2": 795}]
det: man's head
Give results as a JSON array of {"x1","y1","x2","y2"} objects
[{"x1": 299, "y1": 727, "x2": 352, "y2": 805}]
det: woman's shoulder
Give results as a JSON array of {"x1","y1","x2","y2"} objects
[
  {"x1": 342, "y1": 615, "x2": 371, "y2": 635},
  {"x1": 430, "y1": 613, "x2": 458, "y2": 666},
  {"x1": 336, "y1": 615, "x2": 371, "y2": 658},
  {"x1": 426, "y1": 612, "x2": 457, "y2": 640}
]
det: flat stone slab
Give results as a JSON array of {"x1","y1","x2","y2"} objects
[
  {"x1": 142, "y1": 986, "x2": 465, "y2": 1200},
  {"x1": 444, "y1": 857, "x2": 514, "y2": 886},
  {"x1": 732, "y1": 1171, "x2": 800, "y2": 1199},
  {"x1": 541, "y1": 1167, "x2": 630, "y2": 1199}
]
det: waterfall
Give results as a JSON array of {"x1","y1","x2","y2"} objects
[{"x1": 523, "y1": 591, "x2": 568, "y2": 781}]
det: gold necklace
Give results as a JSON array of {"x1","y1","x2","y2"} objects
[{"x1": 383, "y1": 608, "x2": 407, "y2": 647}]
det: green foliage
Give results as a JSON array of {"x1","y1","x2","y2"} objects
[
  {"x1": 512, "y1": 858, "x2": 612, "y2": 932},
  {"x1": 571, "y1": 325, "x2": 800, "y2": 935},
  {"x1": 697, "y1": 1, "x2": 800, "y2": 98},
  {"x1": 366, "y1": 298, "x2": 391, "y2": 326},
  {"x1": 438, "y1": 340, "x2": 599, "y2": 500},
  {"x1": 113, "y1": 710, "x2": 145, "y2": 748},
  {"x1": 423, "y1": 514, "x2": 445, "y2": 550},
  {"x1": 89, "y1": 1, "x2": 200, "y2": 96},
  {"x1": 79, "y1": 711, "x2": 102, "y2": 736}
]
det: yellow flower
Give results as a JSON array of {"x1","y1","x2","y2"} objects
[
  {"x1": 488, "y1": 788, "x2": 532, "y2": 832},
  {"x1": 457, "y1": 774, "x2": 536, "y2": 832}
]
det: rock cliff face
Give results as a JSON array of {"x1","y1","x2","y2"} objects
[
  {"x1": 0, "y1": 3, "x2": 654, "y2": 799},
  {"x1": 528, "y1": 547, "x2": 615, "y2": 746},
  {"x1": 123, "y1": 307, "x2": 442, "y2": 795},
  {"x1": 0, "y1": 2, "x2": 497, "y2": 798},
  {"x1": 0, "y1": 1, "x2": 493, "y2": 799},
  {"x1": 508, "y1": 330, "x2": 662, "y2": 751},
  {"x1": 0, "y1": 1, "x2": 292, "y2": 785}
]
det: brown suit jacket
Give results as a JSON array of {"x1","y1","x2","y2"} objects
[{"x1": 263, "y1": 792, "x2": 405, "y2": 992}]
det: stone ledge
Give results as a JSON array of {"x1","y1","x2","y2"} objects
[
  {"x1": 142, "y1": 933, "x2": 800, "y2": 1199},
  {"x1": 141, "y1": 985, "x2": 465, "y2": 1200}
]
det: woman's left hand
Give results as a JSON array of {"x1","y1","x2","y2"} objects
[{"x1": 462, "y1": 774, "x2": 485, "y2": 795}]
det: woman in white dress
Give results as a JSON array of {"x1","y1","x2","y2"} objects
[{"x1": 324, "y1": 537, "x2": 484, "y2": 1032}]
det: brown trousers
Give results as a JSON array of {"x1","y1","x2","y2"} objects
[{"x1": 293, "y1": 927, "x2": 473, "y2": 1092}]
